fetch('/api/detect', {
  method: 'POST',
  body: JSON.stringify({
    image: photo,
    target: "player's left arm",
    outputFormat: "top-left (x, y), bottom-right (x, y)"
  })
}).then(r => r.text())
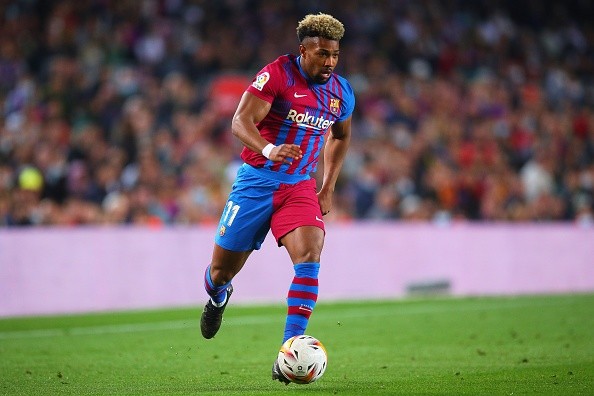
top-left (318, 116), bottom-right (352, 215)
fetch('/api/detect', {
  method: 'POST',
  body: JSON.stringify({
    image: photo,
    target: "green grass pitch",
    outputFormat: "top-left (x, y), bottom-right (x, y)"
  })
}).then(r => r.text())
top-left (1, 293), bottom-right (592, 395)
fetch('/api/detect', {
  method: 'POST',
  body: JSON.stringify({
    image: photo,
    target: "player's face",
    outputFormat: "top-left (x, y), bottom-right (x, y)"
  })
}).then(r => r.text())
top-left (299, 37), bottom-right (340, 84)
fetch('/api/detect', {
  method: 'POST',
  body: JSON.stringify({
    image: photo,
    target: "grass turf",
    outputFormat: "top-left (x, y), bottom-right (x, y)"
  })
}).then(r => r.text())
top-left (0, 293), bottom-right (592, 395)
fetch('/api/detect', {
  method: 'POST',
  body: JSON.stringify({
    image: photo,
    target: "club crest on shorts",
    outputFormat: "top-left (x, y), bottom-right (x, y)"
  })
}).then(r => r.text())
top-left (219, 225), bottom-right (226, 236)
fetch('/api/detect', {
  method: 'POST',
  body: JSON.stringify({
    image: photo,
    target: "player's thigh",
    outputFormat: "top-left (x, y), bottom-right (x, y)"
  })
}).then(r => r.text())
top-left (272, 178), bottom-right (326, 262)
top-left (281, 225), bottom-right (325, 264)
top-left (215, 175), bottom-right (277, 252)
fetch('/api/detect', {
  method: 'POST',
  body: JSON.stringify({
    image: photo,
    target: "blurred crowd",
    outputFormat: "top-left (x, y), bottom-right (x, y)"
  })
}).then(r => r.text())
top-left (1, 0), bottom-right (593, 227)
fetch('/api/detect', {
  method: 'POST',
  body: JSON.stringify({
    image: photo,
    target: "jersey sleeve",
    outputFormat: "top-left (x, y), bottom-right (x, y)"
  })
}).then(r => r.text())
top-left (337, 78), bottom-right (356, 122)
top-left (245, 61), bottom-right (284, 104)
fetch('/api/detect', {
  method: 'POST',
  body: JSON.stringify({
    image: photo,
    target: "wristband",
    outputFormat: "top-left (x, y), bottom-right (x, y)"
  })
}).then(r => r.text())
top-left (262, 143), bottom-right (276, 159)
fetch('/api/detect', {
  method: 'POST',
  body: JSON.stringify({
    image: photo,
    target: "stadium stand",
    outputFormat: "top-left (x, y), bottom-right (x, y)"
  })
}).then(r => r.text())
top-left (0, 0), bottom-right (593, 226)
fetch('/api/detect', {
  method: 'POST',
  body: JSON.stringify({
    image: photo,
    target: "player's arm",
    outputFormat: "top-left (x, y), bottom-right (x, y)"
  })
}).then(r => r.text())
top-left (232, 92), bottom-right (302, 164)
top-left (318, 116), bottom-right (352, 215)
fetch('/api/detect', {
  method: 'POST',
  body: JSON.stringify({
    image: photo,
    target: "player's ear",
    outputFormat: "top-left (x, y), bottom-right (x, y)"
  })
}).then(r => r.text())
top-left (299, 44), bottom-right (307, 57)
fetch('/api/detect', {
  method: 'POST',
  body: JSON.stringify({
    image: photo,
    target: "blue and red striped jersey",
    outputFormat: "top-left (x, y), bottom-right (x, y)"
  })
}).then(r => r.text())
top-left (242, 54), bottom-right (355, 175)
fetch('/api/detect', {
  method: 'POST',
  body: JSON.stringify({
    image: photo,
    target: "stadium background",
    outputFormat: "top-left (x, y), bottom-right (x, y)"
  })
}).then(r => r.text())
top-left (1, 0), bottom-right (593, 316)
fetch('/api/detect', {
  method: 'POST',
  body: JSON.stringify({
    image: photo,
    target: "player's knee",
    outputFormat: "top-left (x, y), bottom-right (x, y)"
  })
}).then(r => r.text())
top-left (288, 238), bottom-right (323, 263)
top-left (210, 267), bottom-right (234, 285)
top-left (292, 249), bottom-right (322, 264)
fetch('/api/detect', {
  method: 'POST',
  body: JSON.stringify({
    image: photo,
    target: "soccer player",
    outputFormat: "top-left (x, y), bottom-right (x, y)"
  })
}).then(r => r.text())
top-left (200, 13), bottom-right (355, 383)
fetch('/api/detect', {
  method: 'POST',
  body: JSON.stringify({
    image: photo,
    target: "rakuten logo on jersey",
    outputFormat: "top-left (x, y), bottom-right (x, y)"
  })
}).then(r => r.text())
top-left (286, 109), bottom-right (334, 131)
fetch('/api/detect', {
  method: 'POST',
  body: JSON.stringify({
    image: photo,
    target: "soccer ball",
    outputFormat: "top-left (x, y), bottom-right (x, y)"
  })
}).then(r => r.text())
top-left (276, 335), bottom-right (327, 384)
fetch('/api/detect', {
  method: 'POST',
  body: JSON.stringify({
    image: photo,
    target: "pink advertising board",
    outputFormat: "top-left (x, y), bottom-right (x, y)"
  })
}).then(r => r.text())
top-left (1, 223), bottom-right (593, 317)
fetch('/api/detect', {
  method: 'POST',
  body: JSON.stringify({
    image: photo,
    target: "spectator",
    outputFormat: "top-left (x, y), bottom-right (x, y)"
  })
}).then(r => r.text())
top-left (0, 0), bottom-right (593, 226)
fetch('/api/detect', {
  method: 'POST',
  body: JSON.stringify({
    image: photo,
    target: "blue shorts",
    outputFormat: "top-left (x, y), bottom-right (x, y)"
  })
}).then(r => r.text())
top-left (214, 164), bottom-right (325, 252)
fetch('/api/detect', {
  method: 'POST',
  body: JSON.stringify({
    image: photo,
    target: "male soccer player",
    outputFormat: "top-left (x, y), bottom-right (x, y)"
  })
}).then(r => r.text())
top-left (200, 13), bottom-right (355, 384)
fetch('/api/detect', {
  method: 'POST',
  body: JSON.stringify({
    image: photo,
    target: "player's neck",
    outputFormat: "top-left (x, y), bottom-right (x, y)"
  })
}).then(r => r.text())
top-left (297, 55), bottom-right (316, 84)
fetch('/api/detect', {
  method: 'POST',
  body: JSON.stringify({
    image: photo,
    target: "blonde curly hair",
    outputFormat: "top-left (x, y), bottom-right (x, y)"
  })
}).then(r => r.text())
top-left (296, 13), bottom-right (345, 42)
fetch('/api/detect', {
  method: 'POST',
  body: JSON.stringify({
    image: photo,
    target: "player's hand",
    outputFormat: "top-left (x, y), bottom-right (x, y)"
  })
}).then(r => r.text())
top-left (317, 189), bottom-right (333, 216)
top-left (269, 144), bottom-right (303, 164)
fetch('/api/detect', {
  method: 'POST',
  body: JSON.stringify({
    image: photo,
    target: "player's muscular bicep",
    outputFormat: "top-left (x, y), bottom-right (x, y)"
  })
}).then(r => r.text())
top-left (231, 92), bottom-right (273, 153)
top-left (330, 116), bottom-right (352, 140)
top-left (233, 92), bottom-right (271, 125)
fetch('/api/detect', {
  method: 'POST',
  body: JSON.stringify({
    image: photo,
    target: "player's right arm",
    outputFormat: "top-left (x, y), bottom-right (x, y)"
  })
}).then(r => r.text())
top-left (232, 92), bottom-right (302, 165)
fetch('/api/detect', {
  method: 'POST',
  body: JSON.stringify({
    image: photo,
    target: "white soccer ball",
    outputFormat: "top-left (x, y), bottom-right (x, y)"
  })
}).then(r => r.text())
top-left (276, 335), bottom-right (327, 384)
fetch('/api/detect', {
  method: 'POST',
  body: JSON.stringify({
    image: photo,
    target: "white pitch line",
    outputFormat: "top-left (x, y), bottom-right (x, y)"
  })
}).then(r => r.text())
top-left (0, 296), bottom-right (579, 340)
top-left (0, 315), bottom-right (279, 340)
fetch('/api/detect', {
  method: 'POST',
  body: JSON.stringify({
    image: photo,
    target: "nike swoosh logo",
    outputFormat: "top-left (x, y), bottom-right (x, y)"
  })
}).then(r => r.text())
top-left (294, 92), bottom-right (307, 98)
top-left (316, 216), bottom-right (324, 222)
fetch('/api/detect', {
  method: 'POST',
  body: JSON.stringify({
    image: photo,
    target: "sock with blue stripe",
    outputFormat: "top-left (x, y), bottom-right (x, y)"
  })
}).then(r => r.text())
top-left (203, 265), bottom-right (231, 307)
top-left (283, 262), bottom-right (320, 343)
